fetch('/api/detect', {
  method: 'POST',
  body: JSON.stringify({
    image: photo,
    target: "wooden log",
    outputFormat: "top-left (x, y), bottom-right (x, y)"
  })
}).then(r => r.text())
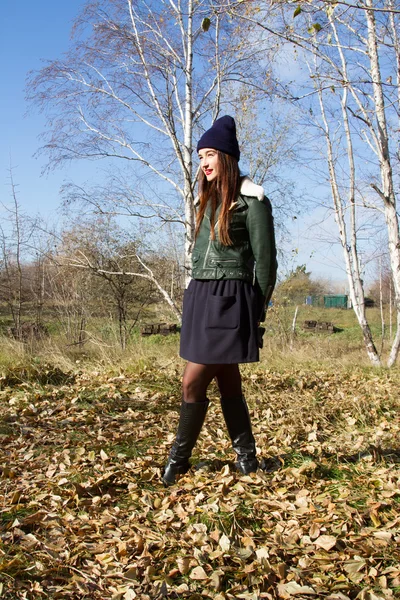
top-left (141, 323), bottom-right (177, 337)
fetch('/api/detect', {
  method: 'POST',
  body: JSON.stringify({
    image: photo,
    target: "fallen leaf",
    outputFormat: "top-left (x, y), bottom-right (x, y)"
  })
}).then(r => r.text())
top-left (100, 449), bottom-right (109, 461)
top-left (309, 523), bottom-right (320, 539)
top-left (278, 581), bottom-right (316, 596)
top-left (219, 534), bottom-right (230, 552)
top-left (343, 558), bottom-right (366, 575)
top-left (190, 566), bottom-right (208, 580)
top-left (177, 557), bottom-right (191, 575)
top-left (314, 535), bottom-right (337, 551)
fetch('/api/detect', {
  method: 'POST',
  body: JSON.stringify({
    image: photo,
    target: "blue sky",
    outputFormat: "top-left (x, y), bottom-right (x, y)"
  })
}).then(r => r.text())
top-left (1, 0), bottom-right (351, 285)
top-left (1, 0), bottom-right (89, 219)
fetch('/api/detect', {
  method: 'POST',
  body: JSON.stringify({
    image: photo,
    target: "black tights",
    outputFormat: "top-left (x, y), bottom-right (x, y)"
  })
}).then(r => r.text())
top-left (182, 361), bottom-right (242, 403)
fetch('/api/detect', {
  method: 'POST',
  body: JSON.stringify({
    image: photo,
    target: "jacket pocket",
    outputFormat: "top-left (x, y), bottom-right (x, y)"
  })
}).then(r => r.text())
top-left (208, 258), bottom-right (240, 267)
top-left (192, 253), bottom-right (200, 266)
top-left (206, 294), bottom-right (239, 329)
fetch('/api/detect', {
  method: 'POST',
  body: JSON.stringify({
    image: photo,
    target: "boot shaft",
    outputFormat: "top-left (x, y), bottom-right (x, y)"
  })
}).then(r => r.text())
top-left (162, 398), bottom-right (209, 485)
top-left (220, 395), bottom-right (258, 474)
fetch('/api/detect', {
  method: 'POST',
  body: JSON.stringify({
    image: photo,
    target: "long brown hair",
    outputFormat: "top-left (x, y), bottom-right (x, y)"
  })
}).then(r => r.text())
top-left (195, 151), bottom-right (241, 246)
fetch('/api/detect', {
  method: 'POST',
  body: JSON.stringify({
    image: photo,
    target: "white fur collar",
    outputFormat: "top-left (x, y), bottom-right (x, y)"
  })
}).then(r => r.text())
top-left (194, 176), bottom-right (264, 207)
top-left (240, 176), bottom-right (264, 201)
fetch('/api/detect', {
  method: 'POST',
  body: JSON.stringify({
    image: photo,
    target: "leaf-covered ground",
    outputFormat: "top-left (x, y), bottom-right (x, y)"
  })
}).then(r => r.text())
top-left (0, 363), bottom-right (399, 599)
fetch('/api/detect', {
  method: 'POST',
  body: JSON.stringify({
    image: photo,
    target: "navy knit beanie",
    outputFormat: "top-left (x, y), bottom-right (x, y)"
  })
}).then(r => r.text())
top-left (197, 115), bottom-right (240, 161)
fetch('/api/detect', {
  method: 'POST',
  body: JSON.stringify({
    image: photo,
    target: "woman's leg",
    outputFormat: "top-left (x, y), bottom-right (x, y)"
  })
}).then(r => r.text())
top-left (162, 362), bottom-right (221, 485)
top-left (216, 364), bottom-right (258, 474)
top-left (183, 361), bottom-right (222, 403)
top-left (215, 364), bottom-right (242, 398)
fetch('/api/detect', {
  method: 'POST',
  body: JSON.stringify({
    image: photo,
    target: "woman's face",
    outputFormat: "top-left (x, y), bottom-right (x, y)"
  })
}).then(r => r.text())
top-left (198, 148), bottom-right (219, 182)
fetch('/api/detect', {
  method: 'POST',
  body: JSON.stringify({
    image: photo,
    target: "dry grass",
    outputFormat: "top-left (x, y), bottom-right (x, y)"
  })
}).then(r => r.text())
top-left (0, 304), bottom-right (396, 373)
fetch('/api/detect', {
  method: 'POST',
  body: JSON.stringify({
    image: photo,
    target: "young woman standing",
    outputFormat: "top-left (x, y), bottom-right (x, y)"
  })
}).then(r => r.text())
top-left (162, 115), bottom-right (277, 486)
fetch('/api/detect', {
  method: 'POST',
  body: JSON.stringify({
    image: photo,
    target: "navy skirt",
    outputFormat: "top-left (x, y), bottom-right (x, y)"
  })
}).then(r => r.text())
top-left (179, 279), bottom-right (261, 364)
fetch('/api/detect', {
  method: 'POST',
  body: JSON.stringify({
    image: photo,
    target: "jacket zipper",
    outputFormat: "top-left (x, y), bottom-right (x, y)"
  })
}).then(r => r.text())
top-left (210, 259), bottom-right (238, 265)
top-left (202, 211), bottom-right (213, 269)
top-left (203, 238), bottom-right (212, 269)
top-left (202, 206), bottom-right (221, 269)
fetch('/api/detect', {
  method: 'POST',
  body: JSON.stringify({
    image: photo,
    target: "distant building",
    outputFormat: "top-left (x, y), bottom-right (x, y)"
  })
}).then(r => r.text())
top-left (323, 295), bottom-right (348, 309)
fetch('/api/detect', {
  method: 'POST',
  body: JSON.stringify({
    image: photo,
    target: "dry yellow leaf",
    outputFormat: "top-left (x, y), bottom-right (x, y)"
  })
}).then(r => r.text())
top-left (313, 535), bottom-right (337, 551)
top-left (100, 449), bottom-right (109, 461)
top-left (190, 566), bottom-right (208, 580)
top-left (177, 557), bottom-right (191, 574)
top-left (219, 534), bottom-right (230, 552)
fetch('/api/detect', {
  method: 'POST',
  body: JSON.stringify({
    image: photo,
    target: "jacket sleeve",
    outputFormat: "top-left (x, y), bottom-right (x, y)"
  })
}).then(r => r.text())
top-left (246, 196), bottom-right (277, 312)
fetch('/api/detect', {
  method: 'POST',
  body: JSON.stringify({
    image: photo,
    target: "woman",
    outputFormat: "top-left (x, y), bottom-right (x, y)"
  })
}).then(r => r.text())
top-left (162, 115), bottom-right (277, 486)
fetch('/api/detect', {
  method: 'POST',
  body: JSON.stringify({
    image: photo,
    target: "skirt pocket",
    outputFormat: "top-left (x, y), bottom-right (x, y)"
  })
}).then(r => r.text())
top-left (181, 287), bottom-right (194, 325)
top-left (206, 294), bottom-right (239, 329)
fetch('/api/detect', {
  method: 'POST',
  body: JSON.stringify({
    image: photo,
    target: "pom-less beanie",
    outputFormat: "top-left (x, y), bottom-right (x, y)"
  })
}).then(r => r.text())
top-left (197, 115), bottom-right (240, 161)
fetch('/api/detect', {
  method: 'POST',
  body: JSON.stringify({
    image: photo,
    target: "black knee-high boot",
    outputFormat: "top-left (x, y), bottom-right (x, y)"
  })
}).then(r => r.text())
top-left (220, 395), bottom-right (258, 474)
top-left (162, 399), bottom-right (209, 486)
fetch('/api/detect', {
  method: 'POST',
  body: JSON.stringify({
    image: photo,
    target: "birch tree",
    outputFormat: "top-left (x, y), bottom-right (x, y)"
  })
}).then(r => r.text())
top-left (29, 0), bottom-right (276, 299)
top-left (230, 0), bottom-right (400, 365)
top-left (315, 0), bottom-right (400, 366)
top-left (363, 0), bottom-right (400, 366)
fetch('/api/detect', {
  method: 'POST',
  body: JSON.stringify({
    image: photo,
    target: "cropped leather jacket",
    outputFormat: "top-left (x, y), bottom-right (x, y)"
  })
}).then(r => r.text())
top-left (191, 177), bottom-right (277, 304)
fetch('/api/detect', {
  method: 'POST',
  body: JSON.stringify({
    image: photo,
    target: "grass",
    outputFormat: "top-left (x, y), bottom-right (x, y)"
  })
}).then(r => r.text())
top-left (261, 305), bottom-right (396, 368)
top-left (0, 305), bottom-right (397, 376)
top-left (106, 439), bottom-right (156, 459)
top-left (0, 507), bottom-right (36, 525)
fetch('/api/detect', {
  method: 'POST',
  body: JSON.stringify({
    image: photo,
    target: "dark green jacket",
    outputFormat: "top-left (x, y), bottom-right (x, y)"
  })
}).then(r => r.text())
top-left (191, 177), bottom-right (277, 305)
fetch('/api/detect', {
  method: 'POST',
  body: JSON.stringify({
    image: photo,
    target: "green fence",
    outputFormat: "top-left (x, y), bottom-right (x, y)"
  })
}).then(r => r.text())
top-left (323, 295), bottom-right (348, 309)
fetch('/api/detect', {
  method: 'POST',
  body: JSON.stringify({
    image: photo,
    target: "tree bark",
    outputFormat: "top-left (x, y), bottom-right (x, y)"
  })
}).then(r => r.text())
top-left (316, 74), bottom-right (381, 366)
top-left (365, 0), bottom-right (400, 366)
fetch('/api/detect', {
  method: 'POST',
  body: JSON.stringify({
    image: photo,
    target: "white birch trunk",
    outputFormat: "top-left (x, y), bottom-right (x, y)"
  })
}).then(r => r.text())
top-left (379, 255), bottom-right (385, 356)
top-left (317, 79), bottom-right (381, 366)
top-left (365, 0), bottom-right (400, 366)
top-left (183, 0), bottom-right (195, 288)
top-left (390, 282), bottom-right (393, 340)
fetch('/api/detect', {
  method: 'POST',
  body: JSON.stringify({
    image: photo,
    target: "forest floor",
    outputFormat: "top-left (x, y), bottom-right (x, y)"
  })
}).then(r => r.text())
top-left (0, 359), bottom-right (400, 599)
